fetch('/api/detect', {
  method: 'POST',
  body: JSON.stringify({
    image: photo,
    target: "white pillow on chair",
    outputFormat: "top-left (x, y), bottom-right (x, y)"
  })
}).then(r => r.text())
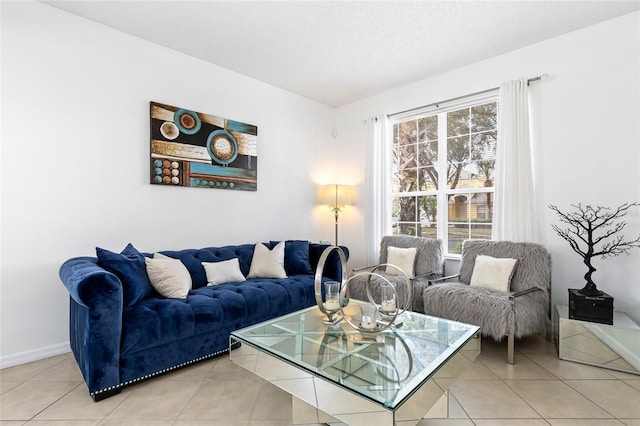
top-left (470, 255), bottom-right (518, 293)
top-left (386, 246), bottom-right (417, 278)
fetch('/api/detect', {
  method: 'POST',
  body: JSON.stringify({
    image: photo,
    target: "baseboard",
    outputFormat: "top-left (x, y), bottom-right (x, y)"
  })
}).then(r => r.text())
top-left (0, 342), bottom-right (71, 369)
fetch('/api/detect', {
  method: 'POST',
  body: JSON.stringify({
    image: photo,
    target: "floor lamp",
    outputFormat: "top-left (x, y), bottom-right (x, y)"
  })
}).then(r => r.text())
top-left (321, 184), bottom-right (352, 246)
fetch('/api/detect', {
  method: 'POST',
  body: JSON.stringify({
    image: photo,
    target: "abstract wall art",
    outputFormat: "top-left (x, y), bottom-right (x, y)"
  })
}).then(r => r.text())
top-left (150, 102), bottom-right (257, 191)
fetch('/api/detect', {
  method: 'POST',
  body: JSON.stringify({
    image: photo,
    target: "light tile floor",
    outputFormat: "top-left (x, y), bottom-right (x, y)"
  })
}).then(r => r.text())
top-left (1, 336), bottom-right (639, 425)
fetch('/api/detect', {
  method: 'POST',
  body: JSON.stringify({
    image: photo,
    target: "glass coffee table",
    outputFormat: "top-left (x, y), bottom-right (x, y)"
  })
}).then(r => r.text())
top-left (230, 301), bottom-right (480, 426)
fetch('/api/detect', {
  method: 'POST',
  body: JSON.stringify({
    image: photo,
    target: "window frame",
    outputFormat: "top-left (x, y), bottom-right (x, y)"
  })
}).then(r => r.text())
top-left (388, 91), bottom-right (499, 257)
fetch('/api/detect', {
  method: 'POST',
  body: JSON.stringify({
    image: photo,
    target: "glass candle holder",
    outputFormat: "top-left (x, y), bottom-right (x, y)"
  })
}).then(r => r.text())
top-left (380, 283), bottom-right (397, 314)
top-left (324, 281), bottom-right (340, 312)
top-left (360, 303), bottom-right (378, 330)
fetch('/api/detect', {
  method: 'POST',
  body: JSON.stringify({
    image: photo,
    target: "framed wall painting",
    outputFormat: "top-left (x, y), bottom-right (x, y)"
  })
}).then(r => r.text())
top-left (150, 102), bottom-right (257, 191)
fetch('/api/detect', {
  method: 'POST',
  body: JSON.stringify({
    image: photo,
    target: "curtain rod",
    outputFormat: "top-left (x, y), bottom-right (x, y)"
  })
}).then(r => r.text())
top-left (387, 73), bottom-right (548, 119)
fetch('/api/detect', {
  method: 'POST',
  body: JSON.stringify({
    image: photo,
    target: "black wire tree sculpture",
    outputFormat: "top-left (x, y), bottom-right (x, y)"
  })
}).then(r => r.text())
top-left (549, 202), bottom-right (640, 296)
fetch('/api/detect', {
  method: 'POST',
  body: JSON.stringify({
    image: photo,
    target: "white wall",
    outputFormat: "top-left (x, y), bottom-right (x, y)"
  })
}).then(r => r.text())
top-left (2, 3), bottom-right (639, 367)
top-left (335, 12), bottom-right (640, 323)
top-left (0, 2), bottom-right (337, 366)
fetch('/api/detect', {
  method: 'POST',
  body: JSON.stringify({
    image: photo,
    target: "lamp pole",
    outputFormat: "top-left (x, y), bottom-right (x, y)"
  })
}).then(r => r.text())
top-left (322, 183), bottom-right (351, 247)
top-left (333, 207), bottom-right (340, 246)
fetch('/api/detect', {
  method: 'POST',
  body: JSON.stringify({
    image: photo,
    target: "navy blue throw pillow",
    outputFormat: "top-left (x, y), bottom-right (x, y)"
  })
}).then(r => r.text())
top-left (96, 243), bottom-right (154, 308)
top-left (273, 240), bottom-right (313, 275)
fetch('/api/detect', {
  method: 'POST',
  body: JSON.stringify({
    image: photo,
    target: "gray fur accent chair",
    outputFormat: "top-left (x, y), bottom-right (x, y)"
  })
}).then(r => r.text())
top-left (348, 235), bottom-right (444, 313)
top-left (423, 240), bottom-right (551, 364)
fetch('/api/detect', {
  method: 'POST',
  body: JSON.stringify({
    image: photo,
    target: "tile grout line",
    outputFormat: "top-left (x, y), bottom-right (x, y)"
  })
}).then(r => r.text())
top-left (508, 347), bottom-right (632, 423)
top-left (246, 378), bottom-right (270, 426)
top-left (25, 381), bottom-right (83, 423)
top-left (477, 352), bottom-right (550, 422)
top-left (561, 377), bottom-right (631, 421)
top-left (520, 352), bottom-right (566, 381)
top-left (446, 389), bottom-right (475, 423)
top-left (514, 351), bottom-right (610, 423)
top-left (168, 376), bottom-right (208, 425)
top-left (170, 357), bottom-right (224, 425)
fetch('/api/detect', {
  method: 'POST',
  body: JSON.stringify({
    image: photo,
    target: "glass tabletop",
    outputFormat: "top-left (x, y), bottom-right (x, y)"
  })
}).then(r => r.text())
top-left (231, 300), bottom-right (480, 409)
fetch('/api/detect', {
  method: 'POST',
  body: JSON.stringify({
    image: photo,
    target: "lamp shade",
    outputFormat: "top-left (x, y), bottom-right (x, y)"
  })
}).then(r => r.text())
top-left (321, 184), bottom-right (352, 207)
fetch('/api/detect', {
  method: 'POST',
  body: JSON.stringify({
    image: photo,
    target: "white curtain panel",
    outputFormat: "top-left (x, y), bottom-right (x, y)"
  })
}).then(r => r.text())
top-left (492, 78), bottom-right (538, 242)
top-left (365, 115), bottom-right (391, 265)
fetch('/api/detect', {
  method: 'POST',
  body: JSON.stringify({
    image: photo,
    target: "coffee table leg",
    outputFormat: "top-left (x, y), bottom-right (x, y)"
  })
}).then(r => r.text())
top-left (292, 396), bottom-right (344, 425)
top-left (422, 390), bottom-right (449, 419)
top-left (292, 396), bottom-right (319, 424)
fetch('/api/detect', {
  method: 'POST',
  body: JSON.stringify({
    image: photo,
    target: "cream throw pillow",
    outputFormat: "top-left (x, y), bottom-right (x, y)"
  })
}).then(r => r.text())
top-left (386, 246), bottom-right (417, 278)
top-left (247, 242), bottom-right (287, 279)
top-left (202, 258), bottom-right (246, 286)
top-left (145, 254), bottom-right (192, 299)
top-left (470, 255), bottom-right (518, 293)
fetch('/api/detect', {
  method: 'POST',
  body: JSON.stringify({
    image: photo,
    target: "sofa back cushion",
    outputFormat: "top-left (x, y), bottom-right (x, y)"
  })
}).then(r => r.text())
top-left (379, 236), bottom-right (444, 277)
top-left (271, 240), bottom-right (313, 275)
top-left (158, 245), bottom-right (254, 289)
top-left (203, 258), bottom-right (247, 286)
top-left (96, 243), bottom-right (155, 308)
top-left (145, 255), bottom-right (192, 299)
top-left (459, 240), bottom-right (551, 294)
top-left (247, 242), bottom-right (287, 279)
top-left (143, 241), bottom-right (320, 293)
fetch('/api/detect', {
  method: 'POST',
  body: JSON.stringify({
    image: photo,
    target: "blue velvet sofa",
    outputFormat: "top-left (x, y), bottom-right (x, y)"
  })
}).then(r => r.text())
top-left (59, 240), bottom-right (347, 401)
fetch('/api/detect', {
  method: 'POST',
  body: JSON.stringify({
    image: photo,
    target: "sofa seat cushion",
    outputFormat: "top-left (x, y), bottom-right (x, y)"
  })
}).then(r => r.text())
top-left (423, 282), bottom-right (513, 341)
top-left (422, 282), bottom-right (547, 341)
top-left (121, 275), bottom-right (315, 355)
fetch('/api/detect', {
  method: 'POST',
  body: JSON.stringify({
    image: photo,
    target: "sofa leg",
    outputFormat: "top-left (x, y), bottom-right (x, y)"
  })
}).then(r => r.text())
top-left (91, 387), bottom-right (121, 402)
top-left (507, 332), bottom-right (515, 365)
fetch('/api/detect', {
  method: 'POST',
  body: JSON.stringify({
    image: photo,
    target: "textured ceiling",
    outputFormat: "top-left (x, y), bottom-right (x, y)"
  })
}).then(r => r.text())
top-left (45, 1), bottom-right (640, 107)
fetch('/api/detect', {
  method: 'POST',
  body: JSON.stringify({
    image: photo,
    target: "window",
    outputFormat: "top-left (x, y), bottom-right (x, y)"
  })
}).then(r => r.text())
top-left (390, 97), bottom-right (498, 255)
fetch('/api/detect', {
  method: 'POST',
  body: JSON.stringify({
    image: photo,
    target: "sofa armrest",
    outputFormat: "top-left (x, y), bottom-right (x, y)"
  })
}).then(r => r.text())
top-left (309, 244), bottom-right (349, 281)
top-left (60, 257), bottom-right (122, 308)
top-left (59, 257), bottom-right (123, 399)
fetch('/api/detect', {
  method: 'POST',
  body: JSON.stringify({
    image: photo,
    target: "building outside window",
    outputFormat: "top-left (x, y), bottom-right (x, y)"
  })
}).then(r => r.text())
top-left (390, 97), bottom-right (498, 255)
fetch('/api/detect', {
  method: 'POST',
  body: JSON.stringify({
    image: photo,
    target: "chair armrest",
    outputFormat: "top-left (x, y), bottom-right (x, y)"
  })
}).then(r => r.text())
top-left (508, 286), bottom-right (543, 301)
top-left (428, 274), bottom-right (460, 285)
top-left (352, 264), bottom-right (381, 273)
top-left (352, 263), bottom-right (403, 275)
top-left (351, 266), bottom-right (436, 281)
top-left (413, 271), bottom-right (437, 280)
